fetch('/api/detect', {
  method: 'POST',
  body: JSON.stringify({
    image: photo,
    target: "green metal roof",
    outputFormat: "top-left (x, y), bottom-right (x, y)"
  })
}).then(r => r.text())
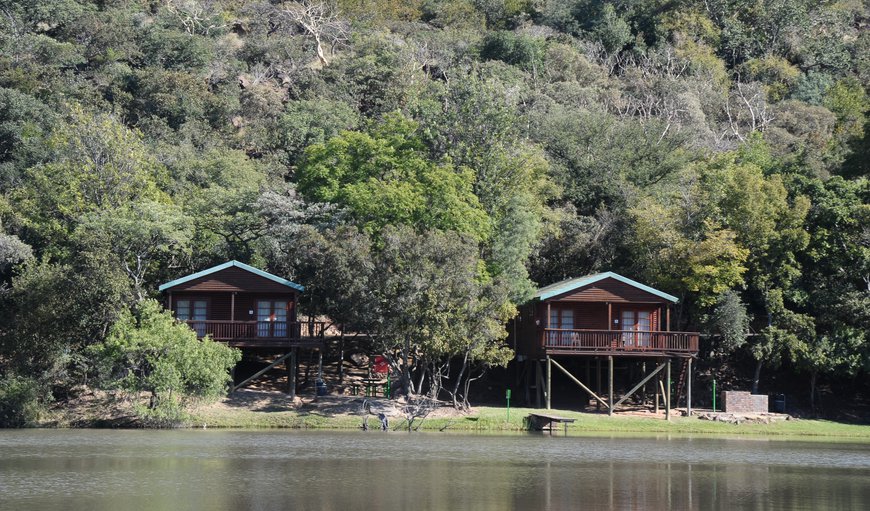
top-left (533, 272), bottom-right (678, 303)
top-left (158, 260), bottom-right (304, 292)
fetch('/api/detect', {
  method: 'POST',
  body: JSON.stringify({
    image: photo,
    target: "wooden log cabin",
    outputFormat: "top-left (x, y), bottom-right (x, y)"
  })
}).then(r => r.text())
top-left (159, 260), bottom-right (325, 346)
top-left (159, 260), bottom-right (325, 396)
top-left (511, 272), bottom-right (700, 419)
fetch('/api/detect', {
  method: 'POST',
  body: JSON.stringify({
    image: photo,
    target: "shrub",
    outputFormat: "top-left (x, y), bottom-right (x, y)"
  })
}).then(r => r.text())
top-left (0, 375), bottom-right (48, 428)
top-left (90, 300), bottom-right (241, 425)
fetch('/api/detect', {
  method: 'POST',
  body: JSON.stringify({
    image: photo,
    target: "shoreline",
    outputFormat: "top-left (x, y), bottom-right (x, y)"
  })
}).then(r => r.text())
top-left (187, 406), bottom-right (870, 441)
top-left (41, 391), bottom-right (870, 441)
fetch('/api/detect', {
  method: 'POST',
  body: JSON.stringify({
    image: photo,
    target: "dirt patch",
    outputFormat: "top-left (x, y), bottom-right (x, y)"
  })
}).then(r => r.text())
top-left (197, 390), bottom-right (472, 420)
top-left (45, 387), bottom-right (140, 427)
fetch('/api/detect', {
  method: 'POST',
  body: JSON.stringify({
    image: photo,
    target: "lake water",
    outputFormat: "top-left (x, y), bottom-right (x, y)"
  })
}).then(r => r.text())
top-left (1, 430), bottom-right (869, 510)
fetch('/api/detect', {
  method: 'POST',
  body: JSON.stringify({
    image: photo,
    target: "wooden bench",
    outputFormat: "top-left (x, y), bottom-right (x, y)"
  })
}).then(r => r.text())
top-left (527, 413), bottom-right (576, 435)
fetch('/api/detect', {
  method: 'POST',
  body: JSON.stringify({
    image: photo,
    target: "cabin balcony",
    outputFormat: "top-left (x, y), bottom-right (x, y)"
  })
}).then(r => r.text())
top-left (183, 320), bottom-right (326, 348)
top-left (542, 329), bottom-right (699, 356)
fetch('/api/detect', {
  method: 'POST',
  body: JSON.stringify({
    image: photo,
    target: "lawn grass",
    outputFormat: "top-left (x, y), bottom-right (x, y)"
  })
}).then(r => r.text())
top-left (187, 404), bottom-right (870, 440)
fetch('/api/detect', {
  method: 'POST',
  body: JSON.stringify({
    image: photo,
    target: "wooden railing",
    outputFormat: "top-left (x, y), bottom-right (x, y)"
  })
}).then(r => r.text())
top-left (183, 320), bottom-right (326, 341)
top-left (542, 329), bottom-right (699, 353)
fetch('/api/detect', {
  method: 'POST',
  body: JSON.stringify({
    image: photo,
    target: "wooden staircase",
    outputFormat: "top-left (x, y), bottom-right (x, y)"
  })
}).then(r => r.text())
top-left (673, 358), bottom-right (690, 407)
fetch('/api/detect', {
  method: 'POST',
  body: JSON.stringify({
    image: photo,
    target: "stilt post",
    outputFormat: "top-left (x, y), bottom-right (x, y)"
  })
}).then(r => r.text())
top-left (665, 358), bottom-right (671, 421)
top-left (686, 358), bottom-right (693, 417)
top-left (317, 348), bottom-right (323, 381)
top-left (546, 356), bottom-right (552, 410)
top-left (608, 355), bottom-right (614, 416)
top-left (535, 360), bottom-right (542, 409)
top-left (289, 347), bottom-right (298, 399)
top-left (596, 357), bottom-right (602, 411)
top-left (641, 361), bottom-right (647, 403)
top-left (338, 330), bottom-right (345, 383)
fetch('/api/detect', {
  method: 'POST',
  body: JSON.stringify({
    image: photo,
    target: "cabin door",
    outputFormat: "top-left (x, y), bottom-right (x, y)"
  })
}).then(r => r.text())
top-left (257, 301), bottom-right (288, 337)
top-left (620, 310), bottom-right (651, 347)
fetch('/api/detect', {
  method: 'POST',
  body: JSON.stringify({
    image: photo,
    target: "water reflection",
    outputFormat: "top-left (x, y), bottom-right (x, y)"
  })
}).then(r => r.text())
top-left (0, 430), bottom-right (868, 510)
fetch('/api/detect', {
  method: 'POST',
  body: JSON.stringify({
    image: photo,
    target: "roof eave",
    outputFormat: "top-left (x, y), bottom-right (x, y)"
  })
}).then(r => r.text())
top-left (534, 272), bottom-right (678, 303)
top-left (158, 260), bottom-right (305, 293)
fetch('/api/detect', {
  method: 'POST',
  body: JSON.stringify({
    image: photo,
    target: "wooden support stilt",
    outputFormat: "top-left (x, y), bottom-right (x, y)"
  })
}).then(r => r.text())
top-left (608, 355), bottom-right (614, 416)
top-left (338, 331), bottom-right (345, 383)
top-left (546, 356), bottom-right (552, 410)
top-left (289, 348), bottom-right (298, 399)
top-left (317, 348), bottom-right (323, 381)
top-left (535, 360), bottom-right (542, 409)
top-left (233, 352), bottom-right (293, 392)
top-left (596, 357), bottom-right (602, 411)
top-left (550, 358), bottom-right (609, 408)
top-left (524, 359), bottom-right (531, 406)
top-left (665, 358), bottom-right (672, 421)
top-left (612, 361), bottom-right (667, 409)
top-left (585, 358), bottom-right (591, 394)
top-left (687, 358), bottom-right (693, 417)
top-left (641, 361), bottom-right (647, 403)
top-left (654, 370), bottom-right (660, 414)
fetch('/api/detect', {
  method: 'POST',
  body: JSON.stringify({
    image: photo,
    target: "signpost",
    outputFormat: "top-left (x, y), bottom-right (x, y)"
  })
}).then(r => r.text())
top-left (506, 388), bottom-right (511, 422)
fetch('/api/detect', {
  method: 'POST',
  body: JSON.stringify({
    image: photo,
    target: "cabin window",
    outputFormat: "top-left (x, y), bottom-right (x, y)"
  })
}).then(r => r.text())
top-left (176, 299), bottom-right (207, 336)
top-left (548, 307), bottom-right (574, 329)
top-left (257, 301), bottom-right (288, 337)
top-left (547, 306), bottom-right (575, 346)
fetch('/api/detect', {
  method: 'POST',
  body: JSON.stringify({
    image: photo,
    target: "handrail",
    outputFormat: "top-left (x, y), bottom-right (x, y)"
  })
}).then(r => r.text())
top-left (542, 328), bottom-right (699, 353)
top-left (182, 320), bottom-right (326, 341)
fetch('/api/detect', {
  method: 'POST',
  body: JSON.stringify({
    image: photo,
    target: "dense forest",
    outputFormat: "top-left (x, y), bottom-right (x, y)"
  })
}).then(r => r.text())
top-left (0, 0), bottom-right (867, 424)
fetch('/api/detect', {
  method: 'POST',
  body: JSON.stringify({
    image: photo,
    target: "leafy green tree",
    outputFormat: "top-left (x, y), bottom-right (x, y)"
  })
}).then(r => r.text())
top-left (297, 113), bottom-right (491, 240)
top-left (90, 299), bottom-right (240, 424)
top-left (0, 375), bottom-right (49, 427)
top-left (277, 99), bottom-right (359, 165)
top-left (709, 290), bottom-right (751, 355)
top-left (0, 87), bottom-right (55, 187)
top-left (480, 31), bottom-right (545, 74)
top-left (0, 256), bottom-right (131, 379)
top-left (74, 200), bottom-right (193, 301)
top-left (171, 148), bottom-right (269, 263)
top-left (531, 106), bottom-right (691, 216)
top-left (13, 105), bottom-right (168, 255)
top-left (413, 73), bottom-right (555, 300)
top-left (284, 225), bottom-right (513, 405)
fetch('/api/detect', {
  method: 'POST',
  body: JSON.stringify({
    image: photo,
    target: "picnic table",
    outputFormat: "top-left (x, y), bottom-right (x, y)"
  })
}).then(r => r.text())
top-left (351, 378), bottom-right (390, 397)
top-left (527, 413), bottom-right (576, 435)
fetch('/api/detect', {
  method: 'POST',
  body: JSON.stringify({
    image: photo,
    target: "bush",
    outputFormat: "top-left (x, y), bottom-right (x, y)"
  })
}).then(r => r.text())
top-left (90, 300), bottom-right (241, 425)
top-left (0, 375), bottom-right (48, 428)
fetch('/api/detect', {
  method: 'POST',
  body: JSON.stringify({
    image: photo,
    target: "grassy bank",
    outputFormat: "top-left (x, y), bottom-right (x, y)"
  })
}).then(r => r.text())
top-left (186, 402), bottom-right (870, 440)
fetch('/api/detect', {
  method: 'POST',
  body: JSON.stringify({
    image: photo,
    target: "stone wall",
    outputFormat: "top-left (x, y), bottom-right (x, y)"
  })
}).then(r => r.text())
top-left (722, 391), bottom-right (768, 413)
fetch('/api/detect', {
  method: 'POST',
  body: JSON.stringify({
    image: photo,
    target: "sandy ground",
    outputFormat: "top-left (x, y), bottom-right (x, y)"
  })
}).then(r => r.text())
top-left (198, 389), bottom-right (473, 419)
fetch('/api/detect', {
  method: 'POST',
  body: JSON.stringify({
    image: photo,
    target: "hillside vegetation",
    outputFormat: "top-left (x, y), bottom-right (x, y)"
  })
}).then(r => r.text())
top-left (0, 0), bottom-right (867, 424)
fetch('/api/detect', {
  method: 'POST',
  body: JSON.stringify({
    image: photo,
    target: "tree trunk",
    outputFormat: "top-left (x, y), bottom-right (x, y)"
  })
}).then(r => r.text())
top-left (810, 370), bottom-right (818, 416)
top-left (416, 362), bottom-right (427, 397)
top-left (451, 352), bottom-right (470, 409)
top-left (751, 359), bottom-right (763, 394)
top-left (314, 36), bottom-right (328, 66)
top-left (402, 338), bottom-right (411, 396)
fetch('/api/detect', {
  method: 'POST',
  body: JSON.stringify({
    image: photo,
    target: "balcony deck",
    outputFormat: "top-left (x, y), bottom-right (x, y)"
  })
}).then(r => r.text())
top-left (543, 328), bottom-right (699, 357)
top-left (184, 320), bottom-right (326, 348)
